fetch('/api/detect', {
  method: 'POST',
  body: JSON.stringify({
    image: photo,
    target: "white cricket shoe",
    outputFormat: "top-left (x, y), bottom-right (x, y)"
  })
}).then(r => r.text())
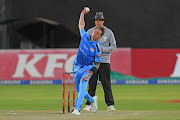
top-left (83, 105), bottom-right (92, 111)
top-left (91, 96), bottom-right (98, 113)
top-left (107, 105), bottom-right (116, 111)
top-left (72, 107), bottom-right (81, 115)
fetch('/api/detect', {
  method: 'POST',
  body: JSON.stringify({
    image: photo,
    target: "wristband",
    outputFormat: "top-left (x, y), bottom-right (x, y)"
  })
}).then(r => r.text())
top-left (90, 67), bottom-right (98, 74)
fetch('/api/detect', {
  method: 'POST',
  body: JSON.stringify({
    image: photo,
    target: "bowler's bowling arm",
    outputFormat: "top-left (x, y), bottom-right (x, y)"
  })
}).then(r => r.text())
top-left (78, 9), bottom-right (90, 32)
top-left (78, 11), bottom-right (85, 31)
top-left (83, 62), bottom-right (100, 81)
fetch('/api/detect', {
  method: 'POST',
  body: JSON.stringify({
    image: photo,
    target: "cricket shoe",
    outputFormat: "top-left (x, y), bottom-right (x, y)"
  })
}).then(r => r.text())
top-left (72, 107), bottom-right (81, 115)
top-left (83, 105), bottom-right (92, 111)
top-left (107, 105), bottom-right (116, 111)
top-left (91, 96), bottom-right (98, 113)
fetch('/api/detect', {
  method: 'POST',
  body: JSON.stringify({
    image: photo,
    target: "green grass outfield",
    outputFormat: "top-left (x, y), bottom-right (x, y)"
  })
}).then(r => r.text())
top-left (0, 85), bottom-right (180, 120)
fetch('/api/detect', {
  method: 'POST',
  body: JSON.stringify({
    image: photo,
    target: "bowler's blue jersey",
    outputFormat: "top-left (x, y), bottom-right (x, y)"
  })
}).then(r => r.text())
top-left (74, 29), bottom-right (102, 66)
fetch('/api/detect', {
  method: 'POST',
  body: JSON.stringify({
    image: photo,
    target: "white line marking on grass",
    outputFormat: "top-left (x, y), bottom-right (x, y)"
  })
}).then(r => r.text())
top-left (133, 112), bottom-right (144, 115)
top-left (11, 113), bottom-right (18, 115)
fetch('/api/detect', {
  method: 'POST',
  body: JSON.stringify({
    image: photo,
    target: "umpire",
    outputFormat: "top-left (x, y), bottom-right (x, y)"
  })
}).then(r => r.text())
top-left (83, 12), bottom-right (117, 111)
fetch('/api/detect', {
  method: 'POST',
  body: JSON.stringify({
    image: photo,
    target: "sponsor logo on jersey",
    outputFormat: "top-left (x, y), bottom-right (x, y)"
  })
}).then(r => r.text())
top-left (84, 45), bottom-right (89, 50)
top-left (80, 48), bottom-right (88, 56)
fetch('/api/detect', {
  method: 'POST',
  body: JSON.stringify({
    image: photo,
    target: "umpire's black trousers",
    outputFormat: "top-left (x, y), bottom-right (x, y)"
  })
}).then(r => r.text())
top-left (86, 63), bottom-right (114, 106)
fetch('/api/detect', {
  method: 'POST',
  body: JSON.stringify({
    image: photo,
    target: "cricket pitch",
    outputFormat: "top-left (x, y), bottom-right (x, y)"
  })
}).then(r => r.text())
top-left (1, 110), bottom-right (180, 120)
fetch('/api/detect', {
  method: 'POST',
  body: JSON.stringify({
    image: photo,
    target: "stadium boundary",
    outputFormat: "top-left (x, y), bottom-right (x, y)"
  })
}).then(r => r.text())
top-left (0, 79), bottom-right (180, 85)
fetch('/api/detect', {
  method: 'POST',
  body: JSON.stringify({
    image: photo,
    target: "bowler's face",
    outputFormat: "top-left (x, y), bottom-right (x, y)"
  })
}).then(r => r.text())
top-left (95, 20), bottom-right (104, 27)
top-left (92, 28), bottom-right (102, 41)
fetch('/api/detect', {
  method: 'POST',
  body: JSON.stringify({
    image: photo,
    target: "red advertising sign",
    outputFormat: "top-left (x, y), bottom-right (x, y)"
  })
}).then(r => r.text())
top-left (0, 49), bottom-right (77, 80)
top-left (0, 48), bottom-right (130, 80)
top-left (111, 48), bottom-right (131, 75)
top-left (131, 49), bottom-right (180, 78)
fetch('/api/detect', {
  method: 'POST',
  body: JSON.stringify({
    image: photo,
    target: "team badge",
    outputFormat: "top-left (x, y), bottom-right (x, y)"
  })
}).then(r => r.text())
top-left (90, 48), bottom-right (94, 52)
top-left (103, 36), bottom-right (107, 41)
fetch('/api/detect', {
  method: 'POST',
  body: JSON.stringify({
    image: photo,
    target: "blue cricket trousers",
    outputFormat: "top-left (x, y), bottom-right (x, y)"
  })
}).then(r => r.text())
top-left (73, 65), bottom-right (94, 112)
